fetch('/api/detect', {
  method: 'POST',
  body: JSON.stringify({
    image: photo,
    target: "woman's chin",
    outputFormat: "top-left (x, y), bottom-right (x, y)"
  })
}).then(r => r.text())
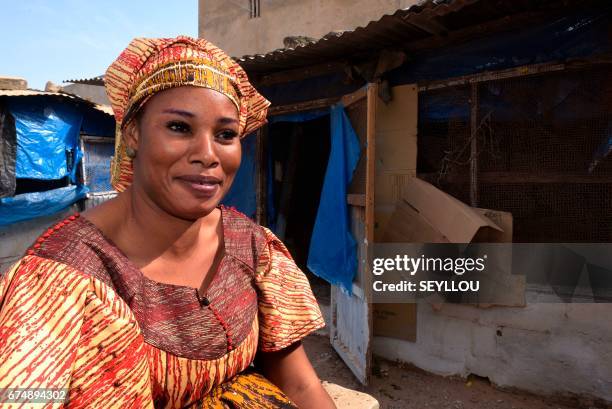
top-left (171, 200), bottom-right (220, 220)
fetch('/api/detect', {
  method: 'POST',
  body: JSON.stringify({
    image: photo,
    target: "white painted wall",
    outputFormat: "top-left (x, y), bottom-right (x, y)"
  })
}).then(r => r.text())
top-left (373, 302), bottom-right (612, 402)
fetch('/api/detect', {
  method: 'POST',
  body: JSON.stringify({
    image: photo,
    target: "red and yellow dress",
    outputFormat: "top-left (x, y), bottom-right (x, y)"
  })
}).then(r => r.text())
top-left (0, 207), bottom-right (324, 408)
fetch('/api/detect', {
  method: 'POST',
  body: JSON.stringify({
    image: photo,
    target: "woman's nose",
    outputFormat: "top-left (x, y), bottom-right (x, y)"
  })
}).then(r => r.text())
top-left (189, 133), bottom-right (219, 168)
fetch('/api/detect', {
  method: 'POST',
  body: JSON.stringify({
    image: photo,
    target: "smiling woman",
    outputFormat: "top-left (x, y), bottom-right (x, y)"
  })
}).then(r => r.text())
top-left (0, 36), bottom-right (336, 409)
top-left (125, 86), bottom-right (242, 220)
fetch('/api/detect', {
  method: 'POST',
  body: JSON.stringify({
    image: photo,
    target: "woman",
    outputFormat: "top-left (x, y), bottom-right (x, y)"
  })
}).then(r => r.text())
top-left (0, 36), bottom-right (336, 408)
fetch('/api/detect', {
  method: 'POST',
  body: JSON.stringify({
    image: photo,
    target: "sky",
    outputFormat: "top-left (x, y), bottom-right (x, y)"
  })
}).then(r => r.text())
top-left (0, 0), bottom-right (198, 90)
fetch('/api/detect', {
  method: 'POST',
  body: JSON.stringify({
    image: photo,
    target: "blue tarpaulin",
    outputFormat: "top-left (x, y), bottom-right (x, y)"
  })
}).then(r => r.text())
top-left (387, 11), bottom-right (610, 86)
top-left (222, 132), bottom-right (257, 218)
top-left (0, 185), bottom-right (88, 226)
top-left (8, 98), bottom-right (83, 181)
top-left (307, 104), bottom-right (361, 293)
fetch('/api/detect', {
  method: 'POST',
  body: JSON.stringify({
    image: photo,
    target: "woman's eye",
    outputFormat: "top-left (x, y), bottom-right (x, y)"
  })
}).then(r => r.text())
top-left (167, 121), bottom-right (191, 133)
top-left (218, 130), bottom-right (239, 141)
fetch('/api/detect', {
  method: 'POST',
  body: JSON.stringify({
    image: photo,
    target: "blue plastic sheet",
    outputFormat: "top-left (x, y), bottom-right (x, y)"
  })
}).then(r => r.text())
top-left (8, 99), bottom-right (83, 180)
top-left (81, 109), bottom-right (116, 137)
top-left (222, 132), bottom-right (257, 218)
top-left (307, 104), bottom-right (360, 292)
top-left (388, 11), bottom-right (610, 86)
top-left (0, 185), bottom-right (88, 226)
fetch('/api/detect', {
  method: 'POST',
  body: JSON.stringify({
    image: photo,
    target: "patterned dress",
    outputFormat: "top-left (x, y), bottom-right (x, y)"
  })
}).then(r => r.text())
top-left (0, 207), bottom-right (324, 408)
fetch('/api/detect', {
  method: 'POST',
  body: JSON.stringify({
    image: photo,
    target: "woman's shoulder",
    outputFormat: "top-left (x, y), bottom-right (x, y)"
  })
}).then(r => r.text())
top-left (220, 206), bottom-right (271, 267)
top-left (23, 213), bottom-right (116, 286)
top-left (221, 206), bottom-right (267, 240)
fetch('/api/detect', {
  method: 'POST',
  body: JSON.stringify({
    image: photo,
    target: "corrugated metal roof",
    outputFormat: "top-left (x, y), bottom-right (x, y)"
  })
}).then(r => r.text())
top-left (63, 75), bottom-right (105, 86)
top-left (235, 0), bottom-right (573, 74)
top-left (0, 89), bottom-right (114, 116)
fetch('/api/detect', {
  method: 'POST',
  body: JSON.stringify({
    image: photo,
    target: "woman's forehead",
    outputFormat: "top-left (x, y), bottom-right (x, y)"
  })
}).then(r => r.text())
top-left (144, 86), bottom-right (240, 119)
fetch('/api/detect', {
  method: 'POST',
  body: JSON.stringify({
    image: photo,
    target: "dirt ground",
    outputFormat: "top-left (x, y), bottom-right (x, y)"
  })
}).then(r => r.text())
top-left (303, 333), bottom-right (604, 409)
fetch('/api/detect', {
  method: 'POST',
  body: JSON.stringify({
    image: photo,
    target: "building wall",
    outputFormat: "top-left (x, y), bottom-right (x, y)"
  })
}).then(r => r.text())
top-left (62, 84), bottom-right (109, 105)
top-left (373, 303), bottom-right (612, 403)
top-left (0, 208), bottom-right (77, 274)
top-left (199, 0), bottom-right (421, 57)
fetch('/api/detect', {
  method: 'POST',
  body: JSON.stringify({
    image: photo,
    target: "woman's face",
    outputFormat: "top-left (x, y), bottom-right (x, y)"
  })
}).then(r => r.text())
top-left (125, 86), bottom-right (241, 220)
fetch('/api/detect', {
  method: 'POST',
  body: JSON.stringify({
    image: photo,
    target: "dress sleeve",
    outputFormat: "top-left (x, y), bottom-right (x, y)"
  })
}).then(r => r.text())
top-left (255, 227), bottom-right (325, 352)
top-left (0, 255), bottom-right (88, 405)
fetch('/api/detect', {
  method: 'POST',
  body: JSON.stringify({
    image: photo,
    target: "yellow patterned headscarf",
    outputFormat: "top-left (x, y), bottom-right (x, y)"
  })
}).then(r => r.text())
top-left (105, 36), bottom-right (270, 192)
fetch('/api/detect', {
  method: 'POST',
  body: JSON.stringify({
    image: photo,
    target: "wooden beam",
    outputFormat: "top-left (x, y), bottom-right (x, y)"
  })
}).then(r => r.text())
top-left (255, 61), bottom-right (348, 87)
top-left (405, 14), bottom-right (448, 36)
top-left (404, 8), bottom-right (568, 54)
top-left (418, 54), bottom-right (612, 92)
top-left (469, 84), bottom-right (479, 207)
top-left (341, 86), bottom-right (367, 108)
top-left (365, 83), bottom-right (377, 244)
top-left (268, 97), bottom-right (339, 116)
top-left (419, 61), bottom-right (567, 91)
top-left (347, 193), bottom-right (366, 207)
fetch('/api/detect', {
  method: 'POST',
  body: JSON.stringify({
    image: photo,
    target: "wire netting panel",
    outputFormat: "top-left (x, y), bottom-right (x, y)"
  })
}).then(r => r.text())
top-left (83, 139), bottom-right (114, 193)
top-left (418, 67), bottom-right (612, 242)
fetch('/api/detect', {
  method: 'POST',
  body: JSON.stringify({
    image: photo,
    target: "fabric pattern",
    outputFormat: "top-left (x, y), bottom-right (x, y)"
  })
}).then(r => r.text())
top-left (104, 36), bottom-right (271, 192)
top-left (0, 207), bottom-right (323, 408)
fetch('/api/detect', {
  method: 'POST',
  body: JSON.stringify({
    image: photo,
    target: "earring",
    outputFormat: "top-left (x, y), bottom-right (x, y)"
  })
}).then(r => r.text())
top-left (125, 146), bottom-right (137, 159)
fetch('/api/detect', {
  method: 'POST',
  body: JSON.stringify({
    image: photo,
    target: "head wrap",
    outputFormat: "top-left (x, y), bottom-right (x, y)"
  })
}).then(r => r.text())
top-left (105, 36), bottom-right (270, 192)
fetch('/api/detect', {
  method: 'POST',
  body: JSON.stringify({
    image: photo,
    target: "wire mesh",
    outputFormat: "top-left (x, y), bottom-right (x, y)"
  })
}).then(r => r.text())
top-left (82, 138), bottom-right (115, 193)
top-left (417, 67), bottom-right (612, 242)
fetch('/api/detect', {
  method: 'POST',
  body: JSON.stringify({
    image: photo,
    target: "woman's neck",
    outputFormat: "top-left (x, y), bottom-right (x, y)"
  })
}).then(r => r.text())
top-left (89, 186), bottom-right (221, 266)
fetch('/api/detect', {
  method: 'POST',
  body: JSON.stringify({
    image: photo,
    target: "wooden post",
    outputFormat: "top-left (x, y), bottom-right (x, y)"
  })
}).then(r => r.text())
top-left (470, 83), bottom-right (479, 207)
top-left (365, 83), bottom-right (377, 244)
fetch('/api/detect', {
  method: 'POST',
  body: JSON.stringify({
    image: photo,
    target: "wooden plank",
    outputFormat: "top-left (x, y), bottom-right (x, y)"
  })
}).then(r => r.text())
top-left (365, 83), bottom-right (377, 243)
top-left (256, 61), bottom-right (347, 87)
top-left (347, 193), bottom-right (365, 207)
top-left (341, 86), bottom-right (367, 108)
top-left (469, 84), bottom-right (479, 207)
top-left (268, 97), bottom-right (339, 116)
top-left (419, 61), bottom-right (567, 92)
top-left (418, 55), bottom-right (612, 92)
top-left (330, 84), bottom-right (376, 387)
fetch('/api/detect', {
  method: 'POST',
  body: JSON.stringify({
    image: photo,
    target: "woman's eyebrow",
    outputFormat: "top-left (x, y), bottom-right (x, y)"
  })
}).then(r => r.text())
top-left (162, 108), bottom-right (195, 117)
top-left (218, 117), bottom-right (239, 125)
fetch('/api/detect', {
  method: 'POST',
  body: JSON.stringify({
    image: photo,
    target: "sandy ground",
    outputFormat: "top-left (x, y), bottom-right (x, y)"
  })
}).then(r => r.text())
top-left (303, 333), bottom-right (606, 409)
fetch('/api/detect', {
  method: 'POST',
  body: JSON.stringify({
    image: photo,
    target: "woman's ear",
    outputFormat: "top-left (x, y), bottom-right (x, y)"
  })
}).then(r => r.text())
top-left (123, 119), bottom-right (140, 154)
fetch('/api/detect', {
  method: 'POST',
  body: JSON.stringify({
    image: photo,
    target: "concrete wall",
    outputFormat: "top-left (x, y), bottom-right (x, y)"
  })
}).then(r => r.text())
top-left (62, 84), bottom-right (109, 105)
top-left (199, 0), bottom-right (421, 57)
top-left (373, 302), bottom-right (612, 403)
top-left (0, 207), bottom-right (77, 274)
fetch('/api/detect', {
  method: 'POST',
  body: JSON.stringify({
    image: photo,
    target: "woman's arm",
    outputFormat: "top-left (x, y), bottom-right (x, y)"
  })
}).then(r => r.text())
top-left (257, 341), bottom-right (336, 409)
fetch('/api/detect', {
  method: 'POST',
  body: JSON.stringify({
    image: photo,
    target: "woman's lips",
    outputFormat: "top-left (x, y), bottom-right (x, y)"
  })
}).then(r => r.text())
top-left (176, 175), bottom-right (221, 197)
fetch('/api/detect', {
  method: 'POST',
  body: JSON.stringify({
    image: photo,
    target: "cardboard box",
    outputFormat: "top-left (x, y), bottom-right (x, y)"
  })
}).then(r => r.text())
top-left (374, 178), bottom-right (524, 342)
top-left (373, 303), bottom-right (417, 342)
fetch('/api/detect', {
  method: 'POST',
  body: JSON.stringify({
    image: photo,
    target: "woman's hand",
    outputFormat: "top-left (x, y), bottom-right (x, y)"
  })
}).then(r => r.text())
top-left (256, 341), bottom-right (337, 409)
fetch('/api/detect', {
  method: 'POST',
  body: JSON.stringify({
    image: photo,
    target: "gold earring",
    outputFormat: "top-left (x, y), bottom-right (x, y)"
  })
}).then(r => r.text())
top-left (125, 146), bottom-right (137, 159)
